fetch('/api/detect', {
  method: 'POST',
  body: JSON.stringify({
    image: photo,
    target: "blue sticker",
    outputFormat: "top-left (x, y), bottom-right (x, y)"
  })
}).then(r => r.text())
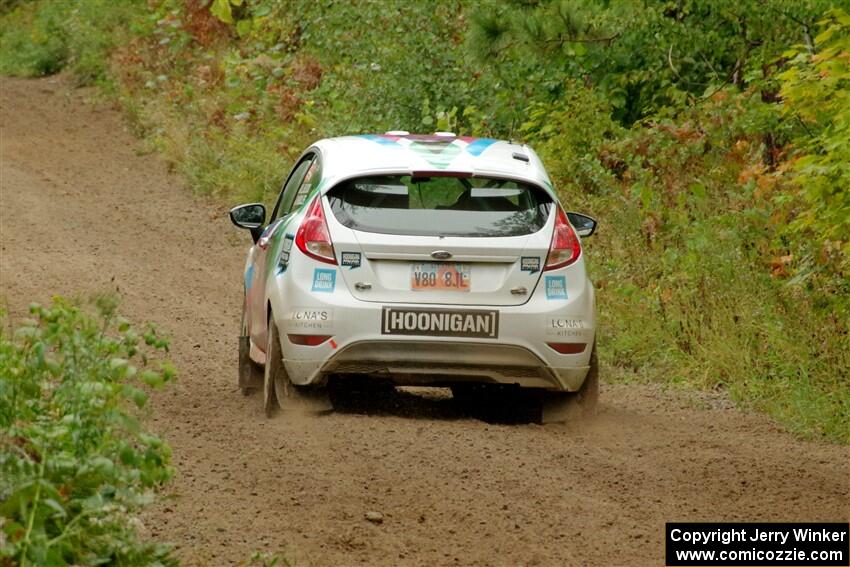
top-left (311, 269), bottom-right (336, 293)
top-left (465, 138), bottom-right (497, 156)
top-left (358, 134), bottom-right (403, 147)
top-left (545, 276), bottom-right (568, 300)
top-left (340, 251), bottom-right (361, 270)
top-left (521, 256), bottom-right (540, 274)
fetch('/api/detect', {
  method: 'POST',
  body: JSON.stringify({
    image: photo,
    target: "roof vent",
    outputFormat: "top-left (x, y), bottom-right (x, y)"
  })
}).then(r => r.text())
top-left (434, 131), bottom-right (456, 137)
top-left (512, 152), bottom-right (530, 162)
top-left (385, 130), bottom-right (409, 136)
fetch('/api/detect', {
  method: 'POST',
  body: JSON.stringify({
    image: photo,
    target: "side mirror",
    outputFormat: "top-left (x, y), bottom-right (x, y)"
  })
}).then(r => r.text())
top-left (566, 212), bottom-right (597, 237)
top-left (229, 203), bottom-right (266, 243)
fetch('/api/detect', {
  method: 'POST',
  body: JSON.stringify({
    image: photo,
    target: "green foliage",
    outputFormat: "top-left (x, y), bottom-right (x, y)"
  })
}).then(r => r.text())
top-left (778, 9), bottom-right (850, 300)
top-left (590, 91), bottom-right (849, 441)
top-left (0, 0), bottom-right (144, 83)
top-left (246, 550), bottom-right (294, 567)
top-left (118, 0), bottom-right (495, 205)
top-left (520, 81), bottom-right (623, 194)
top-left (469, 0), bottom-right (834, 125)
top-left (245, 0), bottom-right (488, 134)
top-left (0, 0), bottom-right (31, 16)
top-left (0, 2), bottom-right (67, 76)
top-left (179, 125), bottom-right (289, 205)
top-left (0, 297), bottom-right (177, 565)
top-left (210, 0), bottom-right (243, 25)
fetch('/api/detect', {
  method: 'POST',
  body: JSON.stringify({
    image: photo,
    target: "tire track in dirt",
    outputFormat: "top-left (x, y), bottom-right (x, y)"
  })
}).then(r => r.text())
top-left (1, 76), bottom-right (848, 567)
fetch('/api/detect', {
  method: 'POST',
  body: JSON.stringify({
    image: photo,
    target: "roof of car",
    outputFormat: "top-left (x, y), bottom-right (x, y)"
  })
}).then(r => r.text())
top-left (312, 133), bottom-right (554, 193)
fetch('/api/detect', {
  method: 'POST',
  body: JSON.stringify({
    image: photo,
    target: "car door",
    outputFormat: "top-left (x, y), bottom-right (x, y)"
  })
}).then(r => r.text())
top-left (248, 152), bottom-right (318, 350)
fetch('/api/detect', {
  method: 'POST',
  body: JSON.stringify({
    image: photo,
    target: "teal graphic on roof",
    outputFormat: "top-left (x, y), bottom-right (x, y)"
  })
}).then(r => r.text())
top-left (358, 134), bottom-right (497, 169)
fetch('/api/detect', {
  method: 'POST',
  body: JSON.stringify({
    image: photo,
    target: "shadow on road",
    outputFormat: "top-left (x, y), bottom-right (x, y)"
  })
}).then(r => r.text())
top-left (327, 380), bottom-right (547, 425)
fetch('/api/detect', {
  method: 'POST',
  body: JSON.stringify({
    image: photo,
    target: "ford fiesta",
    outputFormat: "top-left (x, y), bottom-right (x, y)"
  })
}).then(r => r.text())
top-left (229, 132), bottom-right (598, 421)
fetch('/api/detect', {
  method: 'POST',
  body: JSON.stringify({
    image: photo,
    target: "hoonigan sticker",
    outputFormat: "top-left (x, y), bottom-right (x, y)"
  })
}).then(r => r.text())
top-left (381, 307), bottom-right (498, 339)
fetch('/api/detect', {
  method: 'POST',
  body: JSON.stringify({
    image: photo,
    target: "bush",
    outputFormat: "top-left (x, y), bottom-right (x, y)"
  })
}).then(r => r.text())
top-left (589, 89), bottom-right (850, 442)
top-left (0, 0), bottom-right (144, 83)
top-left (0, 297), bottom-right (177, 566)
top-left (520, 80), bottom-right (623, 196)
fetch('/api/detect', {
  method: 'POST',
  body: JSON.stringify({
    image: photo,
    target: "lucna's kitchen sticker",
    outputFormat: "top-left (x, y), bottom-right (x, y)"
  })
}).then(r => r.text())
top-left (311, 269), bottom-right (336, 293)
top-left (340, 251), bottom-right (361, 270)
top-left (545, 275), bottom-right (568, 300)
top-left (546, 317), bottom-right (586, 337)
top-left (289, 307), bottom-right (333, 330)
top-left (520, 256), bottom-right (540, 274)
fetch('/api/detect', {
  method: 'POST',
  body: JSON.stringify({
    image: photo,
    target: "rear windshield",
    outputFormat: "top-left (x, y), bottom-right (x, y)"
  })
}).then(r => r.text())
top-left (327, 175), bottom-right (552, 237)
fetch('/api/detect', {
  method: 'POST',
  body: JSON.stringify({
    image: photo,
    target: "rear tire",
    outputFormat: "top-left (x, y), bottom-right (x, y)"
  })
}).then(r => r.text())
top-left (264, 314), bottom-right (332, 417)
top-left (573, 344), bottom-right (599, 412)
top-left (263, 316), bottom-right (285, 417)
top-left (541, 344), bottom-right (599, 424)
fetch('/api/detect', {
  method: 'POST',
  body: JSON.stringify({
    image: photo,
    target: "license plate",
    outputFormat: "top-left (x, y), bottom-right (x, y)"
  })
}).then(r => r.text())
top-left (410, 262), bottom-right (470, 292)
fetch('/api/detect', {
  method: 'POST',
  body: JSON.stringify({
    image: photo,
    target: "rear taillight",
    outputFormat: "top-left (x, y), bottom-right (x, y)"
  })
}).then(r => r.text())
top-left (546, 342), bottom-right (587, 354)
top-left (295, 196), bottom-right (336, 265)
top-left (544, 206), bottom-right (582, 270)
top-left (288, 334), bottom-right (332, 346)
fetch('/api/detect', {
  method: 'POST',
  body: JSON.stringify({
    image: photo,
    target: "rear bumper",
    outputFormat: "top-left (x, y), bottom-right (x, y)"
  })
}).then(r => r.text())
top-left (312, 340), bottom-right (589, 390)
top-left (267, 259), bottom-right (596, 392)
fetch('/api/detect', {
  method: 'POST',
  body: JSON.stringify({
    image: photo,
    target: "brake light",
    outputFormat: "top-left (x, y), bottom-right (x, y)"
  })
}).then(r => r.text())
top-left (288, 334), bottom-right (332, 346)
top-left (295, 196), bottom-right (336, 264)
top-left (544, 206), bottom-right (582, 270)
top-left (411, 170), bottom-right (473, 178)
top-left (546, 342), bottom-right (587, 354)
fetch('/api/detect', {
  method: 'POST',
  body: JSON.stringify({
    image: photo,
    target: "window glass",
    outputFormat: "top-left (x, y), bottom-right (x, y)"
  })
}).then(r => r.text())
top-left (272, 156), bottom-right (314, 221)
top-left (327, 175), bottom-right (552, 237)
top-left (290, 159), bottom-right (321, 212)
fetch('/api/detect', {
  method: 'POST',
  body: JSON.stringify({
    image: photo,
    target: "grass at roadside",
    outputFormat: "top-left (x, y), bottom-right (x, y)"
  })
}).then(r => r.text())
top-left (0, 0), bottom-right (143, 84)
top-left (1, 0), bottom-right (847, 442)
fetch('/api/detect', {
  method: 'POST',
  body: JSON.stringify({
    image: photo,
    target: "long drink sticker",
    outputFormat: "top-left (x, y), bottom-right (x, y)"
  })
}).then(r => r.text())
top-left (311, 269), bottom-right (336, 292)
top-left (545, 276), bottom-right (568, 300)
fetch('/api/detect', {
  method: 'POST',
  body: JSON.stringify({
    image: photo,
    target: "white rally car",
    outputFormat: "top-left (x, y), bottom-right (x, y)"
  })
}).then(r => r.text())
top-left (229, 132), bottom-right (598, 421)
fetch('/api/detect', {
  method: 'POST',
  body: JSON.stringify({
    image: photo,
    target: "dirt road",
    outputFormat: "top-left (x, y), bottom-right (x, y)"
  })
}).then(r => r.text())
top-left (1, 76), bottom-right (847, 566)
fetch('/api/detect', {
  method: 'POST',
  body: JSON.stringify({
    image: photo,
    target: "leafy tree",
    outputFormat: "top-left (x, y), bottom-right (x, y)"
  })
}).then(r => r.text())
top-left (469, 0), bottom-right (834, 125)
top-left (777, 8), bottom-right (850, 312)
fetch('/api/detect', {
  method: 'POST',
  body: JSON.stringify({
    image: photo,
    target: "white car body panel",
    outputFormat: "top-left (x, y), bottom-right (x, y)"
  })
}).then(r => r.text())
top-left (239, 134), bottom-right (596, 393)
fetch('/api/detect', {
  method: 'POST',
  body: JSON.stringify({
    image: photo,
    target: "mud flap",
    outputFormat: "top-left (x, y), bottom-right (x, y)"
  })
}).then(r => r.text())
top-left (238, 335), bottom-right (263, 391)
top-left (541, 344), bottom-right (599, 424)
